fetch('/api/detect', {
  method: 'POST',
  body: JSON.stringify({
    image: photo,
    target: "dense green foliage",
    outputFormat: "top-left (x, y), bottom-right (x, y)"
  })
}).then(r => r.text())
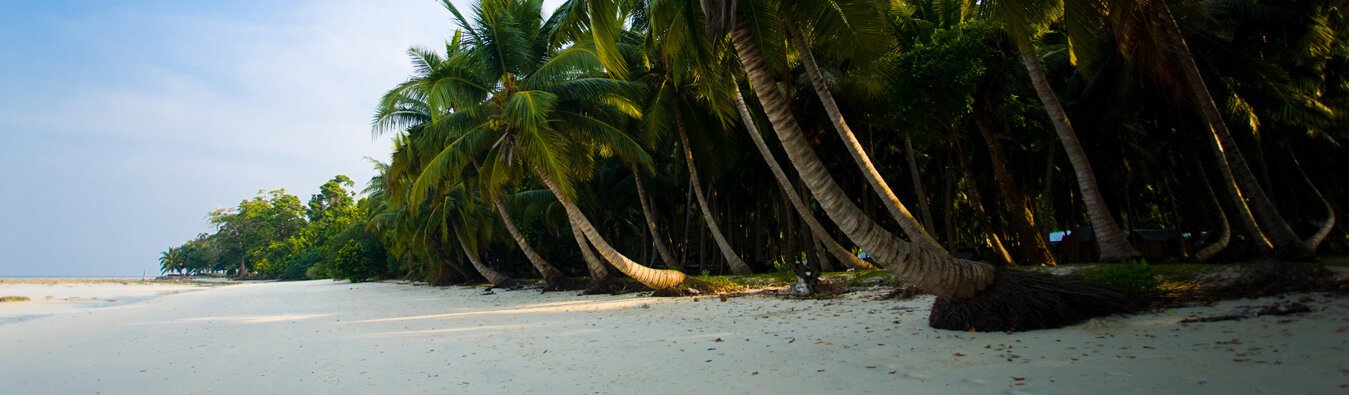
top-left (162, 176), bottom-right (391, 282)
top-left (163, 0), bottom-right (1347, 295)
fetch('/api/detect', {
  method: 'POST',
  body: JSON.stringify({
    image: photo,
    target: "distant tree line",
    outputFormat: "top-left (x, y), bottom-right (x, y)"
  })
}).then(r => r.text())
top-left (160, 175), bottom-right (393, 281)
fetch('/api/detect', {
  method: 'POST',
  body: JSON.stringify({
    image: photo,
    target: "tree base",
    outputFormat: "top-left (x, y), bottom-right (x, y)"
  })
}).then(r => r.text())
top-left (578, 278), bottom-right (626, 295)
top-left (929, 269), bottom-right (1140, 332)
top-left (537, 277), bottom-right (588, 293)
top-left (488, 278), bottom-right (521, 290)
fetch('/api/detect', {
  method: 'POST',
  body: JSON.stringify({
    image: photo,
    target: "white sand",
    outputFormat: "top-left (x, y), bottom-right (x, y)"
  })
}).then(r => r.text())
top-left (0, 280), bottom-right (1345, 394)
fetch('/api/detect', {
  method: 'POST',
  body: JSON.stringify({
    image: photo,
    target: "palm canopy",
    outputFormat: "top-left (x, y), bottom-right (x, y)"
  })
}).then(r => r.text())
top-left (396, 0), bottom-right (651, 208)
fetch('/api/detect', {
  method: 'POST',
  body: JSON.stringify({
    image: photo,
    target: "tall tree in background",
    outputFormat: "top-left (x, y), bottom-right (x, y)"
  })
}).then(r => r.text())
top-left (983, 0), bottom-right (1140, 261)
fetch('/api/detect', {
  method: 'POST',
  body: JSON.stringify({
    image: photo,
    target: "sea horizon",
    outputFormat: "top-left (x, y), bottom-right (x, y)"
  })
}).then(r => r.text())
top-left (0, 275), bottom-right (149, 279)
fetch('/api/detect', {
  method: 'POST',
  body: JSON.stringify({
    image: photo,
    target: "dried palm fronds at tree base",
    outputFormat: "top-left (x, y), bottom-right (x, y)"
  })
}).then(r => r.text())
top-left (929, 269), bottom-right (1141, 332)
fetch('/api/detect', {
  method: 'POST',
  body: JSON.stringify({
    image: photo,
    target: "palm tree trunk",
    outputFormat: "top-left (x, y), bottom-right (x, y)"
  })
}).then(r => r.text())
top-left (540, 176), bottom-right (686, 289)
top-left (904, 132), bottom-right (937, 235)
top-left (453, 231), bottom-right (513, 287)
top-left (1015, 38), bottom-right (1138, 262)
top-left (811, 232), bottom-right (839, 272)
top-left (733, 24), bottom-right (993, 298)
top-left (787, 27), bottom-right (946, 253)
top-left (954, 137), bottom-right (1014, 266)
top-left (1157, 2), bottom-right (1310, 259)
top-left (1287, 144), bottom-right (1334, 251)
top-left (1041, 145), bottom-right (1057, 233)
top-left (569, 218), bottom-right (610, 283)
top-left (426, 235), bottom-right (472, 282)
top-left (972, 105), bottom-right (1056, 266)
top-left (676, 109), bottom-right (752, 274)
top-left (632, 169), bottom-right (680, 268)
top-left (493, 197), bottom-right (566, 285)
top-left (1194, 167), bottom-right (1230, 262)
top-left (735, 88), bottom-right (878, 271)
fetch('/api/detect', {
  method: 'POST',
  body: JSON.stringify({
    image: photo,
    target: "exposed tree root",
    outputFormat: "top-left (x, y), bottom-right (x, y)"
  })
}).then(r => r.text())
top-left (929, 269), bottom-right (1141, 332)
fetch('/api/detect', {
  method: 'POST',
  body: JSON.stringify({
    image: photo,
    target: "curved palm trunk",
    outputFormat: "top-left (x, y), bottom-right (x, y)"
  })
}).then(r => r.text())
top-left (493, 197), bottom-right (566, 284)
top-left (1015, 38), bottom-right (1139, 262)
top-left (632, 169), bottom-right (680, 268)
top-left (954, 139), bottom-right (1015, 267)
top-left (904, 132), bottom-right (937, 235)
top-left (1194, 168), bottom-right (1230, 262)
top-left (540, 176), bottom-right (687, 289)
top-left (426, 235), bottom-right (472, 283)
top-left (453, 231), bottom-right (513, 287)
top-left (788, 27), bottom-right (946, 253)
top-left (1287, 145), bottom-right (1335, 251)
top-left (734, 88), bottom-right (878, 271)
top-left (569, 218), bottom-right (610, 282)
top-left (677, 108), bottom-right (752, 274)
top-left (733, 25), bottom-right (993, 298)
top-left (1158, 3), bottom-right (1310, 259)
top-left (973, 105), bottom-right (1056, 266)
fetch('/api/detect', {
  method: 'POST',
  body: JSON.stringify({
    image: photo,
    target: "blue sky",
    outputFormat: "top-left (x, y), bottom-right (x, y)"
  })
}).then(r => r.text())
top-left (0, 0), bottom-right (532, 276)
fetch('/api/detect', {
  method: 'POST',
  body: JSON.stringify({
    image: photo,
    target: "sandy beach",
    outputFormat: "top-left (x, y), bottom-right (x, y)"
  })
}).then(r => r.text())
top-left (0, 280), bottom-right (1345, 394)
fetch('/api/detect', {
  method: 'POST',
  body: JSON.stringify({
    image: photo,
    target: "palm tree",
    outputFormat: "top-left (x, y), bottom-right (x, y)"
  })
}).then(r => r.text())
top-left (631, 169), bottom-right (680, 268)
top-left (417, 0), bottom-right (687, 289)
top-left (735, 88), bottom-right (878, 270)
top-left (1065, 0), bottom-right (1326, 259)
top-left (980, 0), bottom-right (1141, 261)
top-left (634, 11), bottom-right (755, 274)
top-left (781, 2), bottom-right (947, 252)
top-left (702, 0), bottom-right (1133, 330)
top-left (158, 247), bottom-right (182, 275)
top-left (373, 32), bottom-right (575, 288)
top-left (1151, 0), bottom-right (1315, 259)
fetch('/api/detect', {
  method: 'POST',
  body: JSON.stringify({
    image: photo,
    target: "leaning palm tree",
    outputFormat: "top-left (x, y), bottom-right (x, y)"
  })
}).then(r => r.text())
top-left (374, 33), bottom-right (571, 288)
top-left (646, 0), bottom-right (875, 272)
top-left (1067, 0), bottom-right (1318, 259)
top-left (978, 0), bottom-right (1141, 261)
top-left (783, 0), bottom-right (947, 252)
top-left (415, 0), bottom-right (688, 289)
top-left (700, 0), bottom-right (1134, 330)
top-left (633, 28), bottom-right (754, 274)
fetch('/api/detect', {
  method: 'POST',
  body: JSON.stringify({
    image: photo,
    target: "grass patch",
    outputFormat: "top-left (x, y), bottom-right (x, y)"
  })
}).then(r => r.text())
top-left (833, 269), bottom-right (900, 288)
top-left (681, 274), bottom-right (749, 294)
top-left (1071, 261), bottom-right (1161, 296)
top-left (0, 296), bottom-right (31, 302)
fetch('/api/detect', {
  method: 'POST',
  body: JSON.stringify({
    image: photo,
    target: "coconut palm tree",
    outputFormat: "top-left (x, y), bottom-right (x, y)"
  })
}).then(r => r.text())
top-left (158, 247), bottom-right (183, 275)
top-left (978, 0), bottom-right (1141, 261)
top-left (700, 0), bottom-right (1134, 330)
top-left (415, 0), bottom-right (688, 289)
top-left (632, 10), bottom-right (755, 274)
top-left (782, 1), bottom-right (947, 253)
top-left (373, 33), bottom-right (573, 288)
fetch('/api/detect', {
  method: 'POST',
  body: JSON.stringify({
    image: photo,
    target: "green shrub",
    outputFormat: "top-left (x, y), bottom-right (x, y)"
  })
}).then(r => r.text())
top-left (1074, 261), bottom-right (1160, 295)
